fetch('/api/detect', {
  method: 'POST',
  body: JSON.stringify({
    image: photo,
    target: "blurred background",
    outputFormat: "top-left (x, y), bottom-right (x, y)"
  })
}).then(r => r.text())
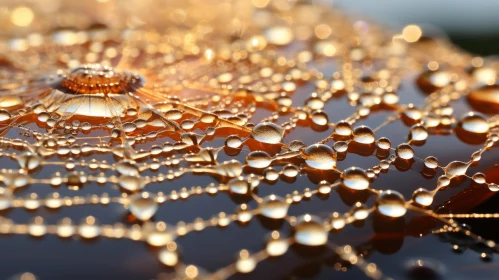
top-left (333, 0), bottom-right (499, 55)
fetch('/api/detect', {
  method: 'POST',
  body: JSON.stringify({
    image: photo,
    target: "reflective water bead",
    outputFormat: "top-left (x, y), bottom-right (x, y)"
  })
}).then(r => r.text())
top-left (129, 192), bottom-right (158, 221)
top-left (376, 190), bottom-right (407, 217)
top-left (396, 144), bottom-right (414, 160)
top-left (302, 144), bottom-right (336, 170)
top-left (251, 122), bottom-right (284, 144)
top-left (293, 214), bottom-right (328, 246)
top-left (259, 195), bottom-right (289, 219)
top-left (246, 151), bottom-right (272, 169)
top-left (266, 231), bottom-right (289, 257)
top-left (353, 126), bottom-right (375, 144)
top-left (412, 188), bottom-right (433, 206)
top-left (341, 167), bottom-right (369, 190)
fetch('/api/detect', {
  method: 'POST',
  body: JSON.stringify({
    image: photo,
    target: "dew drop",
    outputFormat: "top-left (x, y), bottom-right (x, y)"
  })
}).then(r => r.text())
top-left (246, 151), bottom-right (272, 169)
top-left (259, 195), bottom-right (289, 219)
top-left (409, 124), bottom-right (428, 141)
top-left (293, 214), bottom-right (328, 246)
top-left (376, 190), bottom-right (407, 217)
top-left (302, 144), bottom-right (336, 170)
top-left (353, 126), bottom-right (375, 144)
top-left (334, 121), bottom-right (353, 136)
top-left (282, 164), bottom-right (299, 178)
top-left (467, 85), bottom-right (499, 114)
top-left (472, 172), bottom-right (486, 184)
top-left (412, 188), bottom-right (433, 206)
top-left (424, 156), bottom-right (438, 169)
top-left (0, 109), bottom-right (11, 121)
top-left (225, 135), bottom-right (243, 148)
top-left (311, 110), bottom-right (328, 126)
top-left (77, 216), bottom-right (100, 239)
top-left (251, 122), bottom-right (284, 144)
top-left (118, 174), bottom-right (145, 192)
top-left (129, 192), bottom-right (158, 221)
top-left (396, 143), bottom-right (414, 160)
top-left (159, 243), bottom-right (179, 267)
top-left (444, 161), bottom-right (470, 178)
top-left (341, 167), bottom-right (369, 190)
top-left (266, 231), bottom-right (288, 256)
top-left (457, 112), bottom-right (489, 134)
top-left (235, 250), bottom-right (256, 273)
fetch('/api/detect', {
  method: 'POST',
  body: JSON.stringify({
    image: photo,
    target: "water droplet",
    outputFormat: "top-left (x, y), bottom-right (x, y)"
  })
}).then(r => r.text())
top-left (79, 216), bottom-right (100, 239)
top-left (57, 218), bottom-right (74, 238)
top-left (409, 124), bottom-right (428, 141)
top-left (467, 85), bottom-right (499, 114)
top-left (472, 172), bottom-right (486, 184)
top-left (333, 141), bottom-right (348, 153)
top-left (457, 112), bottom-right (489, 134)
top-left (376, 137), bottom-right (391, 150)
top-left (412, 188), bottom-right (433, 206)
top-left (302, 144), bottom-right (336, 170)
top-left (225, 135), bottom-right (243, 148)
top-left (424, 156), bottom-right (438, 169)
top-left (330, 214), bottom-right (346, 230)
top-left (159, 242), bottom-right (179, 267)
top-left (0, 109), bottom-right (11, 121)
top-left (118, 174), bottom-right (145, 192)
top-left (282, 164), bottom-right (299, 178)
top-left (417, 70), bottom-right (452, 93)
top-left (251, 122), bottom-right (284, 144)
top-left (334, 121), bottom-right (352, 136)
top-left (376, 190), bottom-right (407, 217)
top-left (444, 161), bottom-right (469, 178)
top-left (129, 192), bottom-right (158, 221)
top-left (353, 126), bottom-right (375, 144)
top-left (246, 151), bottom-right (272, 169)
top-left (311, 110), bottom-right (328, 126)
top-left (228, 176), bottom-right (259, 195)
top-left (17, 152), bottom-right (41, 171)
top-left (259, 195), bottom-right (289, 219)
top-left (488, 184), bottom-right (499, 192)
top-left (266, 231), bottom-right (288, 256)
top-left (341, 167), bottom-right (369, 190)
top-left (144, 222), bottom-right (175, 247)
top-left (235, 249), bottom-right (256, 273)
top-left (293, 214), bottom-right (328, 246)
top-left (396, 144), bottom-right (414, 160)
top-left (28, 217), bottom-right (47, 237)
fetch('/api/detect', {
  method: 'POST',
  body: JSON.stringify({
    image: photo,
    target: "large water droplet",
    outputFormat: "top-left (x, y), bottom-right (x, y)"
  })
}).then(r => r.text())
top-left (302, 144), bottom-right (336, 170)
top-left (396, 144), bottom-right (414, 160)
top-left (129, 192), bottom-right (158, 221)
top-left (444, 161), bottom-right (470, 178)
top-left (376, 190), bottom-right (407, 217)
top-left (293, 214), bottom-right (328, 246)
top-left (251, 122), bottom-right (284, 144)
top-left (353, 126), bottom-right (375, 144)
top-left (259, 195), bottom-right (289, 219)
top-left (467, 85), bottom-right (499, 114)
top-left (246, 151), bottom-right (272, 168)
top-left (457, 112), bottom-right (489, 134)
top-left (341, 167), bottom-right (369, 190)
top-left (412, 188), bottom-right (433, 206)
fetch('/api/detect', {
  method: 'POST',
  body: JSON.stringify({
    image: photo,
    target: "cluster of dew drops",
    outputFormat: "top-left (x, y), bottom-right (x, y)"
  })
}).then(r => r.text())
top-left (1, 0), bottom-right (499, 279)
